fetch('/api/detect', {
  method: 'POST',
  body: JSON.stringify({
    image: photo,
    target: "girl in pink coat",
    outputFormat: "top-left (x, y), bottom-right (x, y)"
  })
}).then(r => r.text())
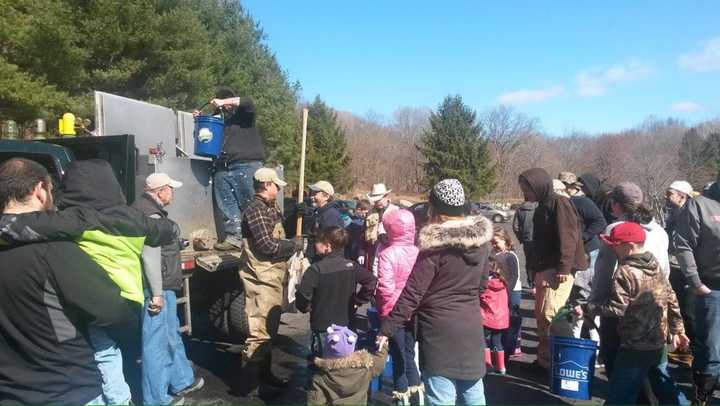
top-left (376, 209), bottom-right (422, 403)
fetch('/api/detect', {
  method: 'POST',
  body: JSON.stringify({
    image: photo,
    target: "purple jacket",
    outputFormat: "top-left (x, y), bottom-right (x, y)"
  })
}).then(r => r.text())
top-left (376, 209), bottom-right (419, 318)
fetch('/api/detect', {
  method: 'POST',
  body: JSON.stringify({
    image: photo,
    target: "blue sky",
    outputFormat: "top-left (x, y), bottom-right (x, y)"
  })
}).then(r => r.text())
top-left (243, 1), bottom-right (719, 135)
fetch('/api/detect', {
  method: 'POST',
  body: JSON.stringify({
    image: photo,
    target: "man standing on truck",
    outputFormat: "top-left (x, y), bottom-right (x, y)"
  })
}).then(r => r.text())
top-left (133, 173), bottom-right (205, 405)
top-left (238, 167), bottom-right (301, 398)
top-left (0, 158), bottom-right (138, 405)
top-left (205, 87), bottom-right (266, 251)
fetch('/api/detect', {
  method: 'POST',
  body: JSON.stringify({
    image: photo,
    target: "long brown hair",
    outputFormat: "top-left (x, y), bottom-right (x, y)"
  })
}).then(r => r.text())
top-left (492, 226), bottom-right (515, 251)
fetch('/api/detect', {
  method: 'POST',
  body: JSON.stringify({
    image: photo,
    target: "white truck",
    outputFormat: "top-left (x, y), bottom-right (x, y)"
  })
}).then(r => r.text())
top-left (0, 91), bottom-right (291, 342)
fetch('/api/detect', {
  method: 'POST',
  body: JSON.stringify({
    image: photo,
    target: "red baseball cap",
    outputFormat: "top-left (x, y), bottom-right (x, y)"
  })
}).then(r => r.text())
top-left (599, 222), bottom-right (646, 246)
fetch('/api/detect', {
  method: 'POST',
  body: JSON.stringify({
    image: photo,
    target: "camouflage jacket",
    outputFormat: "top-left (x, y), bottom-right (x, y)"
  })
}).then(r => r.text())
top-left (586, 251), bottom-right (684, 351)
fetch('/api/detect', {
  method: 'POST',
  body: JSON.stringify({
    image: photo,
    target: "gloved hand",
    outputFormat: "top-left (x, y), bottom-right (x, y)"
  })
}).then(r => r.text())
top-left (296, 202), bottom-right (312, 217)
top-left (293, 237), bottom-right (305, 252)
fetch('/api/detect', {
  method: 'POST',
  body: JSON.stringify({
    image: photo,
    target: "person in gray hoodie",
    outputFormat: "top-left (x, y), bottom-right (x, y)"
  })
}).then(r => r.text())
top-left (673, 180), bottom-right (720, 405)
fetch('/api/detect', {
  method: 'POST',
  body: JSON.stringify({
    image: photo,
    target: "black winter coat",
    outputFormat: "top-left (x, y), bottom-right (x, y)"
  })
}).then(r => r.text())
top-left (380, 216), bottom-right (493, 380)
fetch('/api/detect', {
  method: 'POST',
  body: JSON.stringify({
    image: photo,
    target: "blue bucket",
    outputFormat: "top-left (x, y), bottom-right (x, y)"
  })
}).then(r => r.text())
top-left (194, 115), bottom-right (225, 158)
top-left (550, 336), bottom-right (597, 400)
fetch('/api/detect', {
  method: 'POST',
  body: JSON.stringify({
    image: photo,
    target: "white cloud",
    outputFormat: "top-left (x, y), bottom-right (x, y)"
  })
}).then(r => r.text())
top-left (575, 61), bottom-right (653, 97)
top-left (679, 37), bottom-right (720, 72)
top-left (498, 86), bottom-right (564, 105)
top-left (671, 101), bottom-right (705, 113)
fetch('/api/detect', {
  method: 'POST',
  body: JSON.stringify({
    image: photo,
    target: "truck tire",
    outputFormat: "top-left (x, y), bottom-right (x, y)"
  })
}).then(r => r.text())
top-left (208, 289), bottom-right (248, 343)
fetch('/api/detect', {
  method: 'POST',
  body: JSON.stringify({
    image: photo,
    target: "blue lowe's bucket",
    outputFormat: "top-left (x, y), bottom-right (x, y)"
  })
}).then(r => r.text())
top-left (194, 115), bottom-right (225, 158)
top-left (550, 336), bottom-right (597, 400)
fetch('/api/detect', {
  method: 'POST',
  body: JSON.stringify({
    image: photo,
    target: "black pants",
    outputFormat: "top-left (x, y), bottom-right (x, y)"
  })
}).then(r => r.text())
top-left (669, 268), bottom-right (696, 344)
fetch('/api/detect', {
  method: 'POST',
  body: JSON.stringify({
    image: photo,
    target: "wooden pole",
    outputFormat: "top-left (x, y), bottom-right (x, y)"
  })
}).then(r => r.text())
top-left (295, 108), bottom-right (309, 237)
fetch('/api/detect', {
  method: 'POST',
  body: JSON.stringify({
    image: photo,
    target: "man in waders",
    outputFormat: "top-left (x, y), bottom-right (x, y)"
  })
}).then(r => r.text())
top-left (237, 167), bottom-right (301, 398)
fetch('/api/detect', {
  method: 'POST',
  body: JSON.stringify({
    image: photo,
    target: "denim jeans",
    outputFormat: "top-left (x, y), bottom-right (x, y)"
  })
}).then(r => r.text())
top-left (502, 290), bottom-right (522, 355)
top-left (389, 324), bottom-right (421, 392)
top-left (87, 326), bottom-right (131, 405)
top-left (142, 290), bottom-right (195, 405)
top-left (606, 361), bottom-right (689, 405)
top-left (213, 160), bottom-right (262, 236)
top-left (485, 328), bottom-right (504, 352)
top-left (694, 290), bottom-right (720, 376)
top-left (424, 375), bottom-right (485, 405)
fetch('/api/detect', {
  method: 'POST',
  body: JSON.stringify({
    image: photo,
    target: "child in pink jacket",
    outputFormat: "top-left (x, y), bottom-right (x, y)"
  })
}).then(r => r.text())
top-left (480, 258), bottom-right (510, 375)
top-left (376, 209), bottom-right (422, 403)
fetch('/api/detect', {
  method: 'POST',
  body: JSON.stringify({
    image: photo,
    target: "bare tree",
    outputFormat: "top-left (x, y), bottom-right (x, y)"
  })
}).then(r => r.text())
top-left (480, 106), bottom-right (540, 197)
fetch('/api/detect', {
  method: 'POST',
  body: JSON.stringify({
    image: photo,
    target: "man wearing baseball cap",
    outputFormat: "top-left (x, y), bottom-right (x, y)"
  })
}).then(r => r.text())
top-left (674, 177), bottom-right (720, 404)
top-left (133, 173), bottom-right (205, 404)
top-left (236, 167), bottom-right (298, 398)
top-left (665, 180), bottom-right (696, 368)
top-left (580, 221), bottom-right (688, 405)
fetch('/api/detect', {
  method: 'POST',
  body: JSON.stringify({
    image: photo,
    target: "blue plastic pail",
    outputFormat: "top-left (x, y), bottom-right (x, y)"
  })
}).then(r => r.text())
top-left (194, 115), bottom-right (225, 158)
top-left (550, 336), bottom-right (597, 400)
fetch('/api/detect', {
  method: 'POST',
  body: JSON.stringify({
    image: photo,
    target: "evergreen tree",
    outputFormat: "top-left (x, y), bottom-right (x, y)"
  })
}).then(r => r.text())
top-left (0, 0), bottom-right (299, 179)
top-left (419, 95), bottom-right (495, 199)
top-left (305, 96), bottom-right (353, 193)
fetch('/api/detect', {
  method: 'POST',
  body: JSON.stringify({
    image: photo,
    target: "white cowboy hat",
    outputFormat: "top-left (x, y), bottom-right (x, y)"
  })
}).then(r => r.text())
top-left (366, 183), bottom-right (392, 203)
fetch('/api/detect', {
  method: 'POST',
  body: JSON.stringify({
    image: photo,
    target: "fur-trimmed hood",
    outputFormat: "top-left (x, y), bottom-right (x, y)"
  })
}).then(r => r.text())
top-left (418, 215), bottom-right (493, 252)
top-left (313, 350), bottom-right (376, 371)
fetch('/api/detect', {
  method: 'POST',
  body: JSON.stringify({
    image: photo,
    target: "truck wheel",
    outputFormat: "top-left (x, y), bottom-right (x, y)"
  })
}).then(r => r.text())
top-left (227, 289), bottom-right (249, 341)
top-left (208, 289), bottom-right (248, 343)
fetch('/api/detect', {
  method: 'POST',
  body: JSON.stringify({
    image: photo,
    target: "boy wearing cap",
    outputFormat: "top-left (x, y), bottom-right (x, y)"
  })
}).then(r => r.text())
top-left (579, 222), bottom-right (689, 405)
top-left (308, 325), bottom-right (389, 405)
top-left (237, 167), bottom-right (301, 396)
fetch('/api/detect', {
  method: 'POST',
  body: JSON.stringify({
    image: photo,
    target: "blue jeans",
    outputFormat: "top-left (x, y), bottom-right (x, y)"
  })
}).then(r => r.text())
top-left (142, 290), bottom-right (195, 405)
top-left (503, 290), bottom-right (522, 355)
top-left (424, 375), bottom-right (485, 405)
top-left (88, 326), bottom-right (131, 405)
top-left (606, 361), bottom-right (689, 405)
top-left (213, 160), bottom-right (262, 236)
top-left (389, 324), bottom-right (421, 392)
top-left (85, 394), bottom-right (106, 405)
top-left (694, 290), bottom-right (720, 376)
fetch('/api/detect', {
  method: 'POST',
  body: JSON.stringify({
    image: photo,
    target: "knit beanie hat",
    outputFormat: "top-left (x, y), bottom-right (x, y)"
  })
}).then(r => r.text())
top-left (429, 179), bottom-right (466, 216)
top-left (322, 325), bottom-right (357, 359)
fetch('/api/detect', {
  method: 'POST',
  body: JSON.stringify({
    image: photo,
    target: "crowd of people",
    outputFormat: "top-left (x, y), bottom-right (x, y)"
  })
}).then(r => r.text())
top-left (1, 88), bottom-right (719, 406)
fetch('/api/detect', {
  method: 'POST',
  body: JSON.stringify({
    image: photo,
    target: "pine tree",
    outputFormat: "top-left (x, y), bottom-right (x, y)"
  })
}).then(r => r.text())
top-left (304, 96), bottom-right (353, 193)
top-left (419, 95), bottom-right (495, 199)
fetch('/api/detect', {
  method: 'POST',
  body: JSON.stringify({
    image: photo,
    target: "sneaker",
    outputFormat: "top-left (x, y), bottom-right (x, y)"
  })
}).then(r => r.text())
top-left (174, 377), bottom-right (205, 397)
top-left (170, 396), bottom-right (185, 405)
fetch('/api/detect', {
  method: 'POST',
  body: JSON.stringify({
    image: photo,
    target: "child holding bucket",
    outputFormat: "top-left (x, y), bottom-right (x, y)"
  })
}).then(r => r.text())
top-left (577, 222), bottom-right (689, 405)
top-left (480, 257), bottom-right (510, 375)
top-left (491, 226), bottom-right (524, 359)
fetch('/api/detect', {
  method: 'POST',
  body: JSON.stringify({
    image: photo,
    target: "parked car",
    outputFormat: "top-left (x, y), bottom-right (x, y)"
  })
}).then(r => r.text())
top-left (468, 202), bottom-right (513, 223)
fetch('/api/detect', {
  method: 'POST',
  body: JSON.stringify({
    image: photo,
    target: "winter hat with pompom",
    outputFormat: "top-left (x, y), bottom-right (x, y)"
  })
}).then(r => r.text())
top-left (322, 325), bottom-right (358, 359)
top-left (429, 179), bottom-right (466, 217)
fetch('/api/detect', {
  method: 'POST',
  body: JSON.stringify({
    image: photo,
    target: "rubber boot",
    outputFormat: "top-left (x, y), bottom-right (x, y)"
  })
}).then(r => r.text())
top-left (693, 371), bottom-right (719, 406)
top-left (262, 353), bottom-right (289, 388)
top-left (233, 360), bottom-right (261, 396)
top-left (494, 351), bottom-right (507, 375)
top-left (484, 348), bottom-right (493, 371)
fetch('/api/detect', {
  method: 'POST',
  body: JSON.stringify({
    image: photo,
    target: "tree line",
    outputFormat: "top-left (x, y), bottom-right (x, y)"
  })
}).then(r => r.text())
top-left (2, 0), bottom-right (718, 205)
